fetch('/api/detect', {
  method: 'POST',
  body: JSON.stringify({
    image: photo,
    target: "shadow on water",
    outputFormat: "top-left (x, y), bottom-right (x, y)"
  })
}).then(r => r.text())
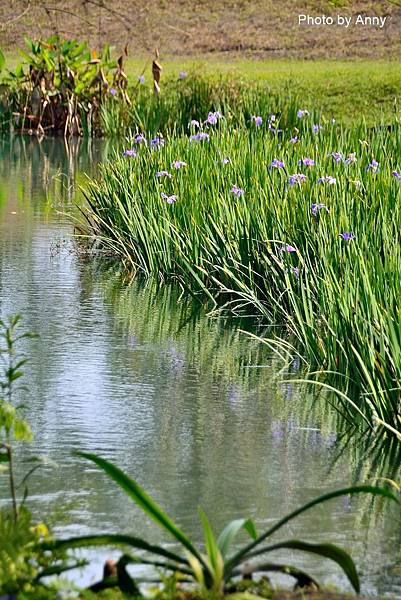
top-left (0, 135), bottom-right (400, 594)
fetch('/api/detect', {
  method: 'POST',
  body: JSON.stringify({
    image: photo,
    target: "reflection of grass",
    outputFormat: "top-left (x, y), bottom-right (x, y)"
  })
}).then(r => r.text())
top-left (96, 270), bottom-right (343, 437)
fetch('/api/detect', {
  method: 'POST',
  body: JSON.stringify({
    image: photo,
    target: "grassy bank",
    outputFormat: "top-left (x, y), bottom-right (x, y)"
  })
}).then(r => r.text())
top-left (81, 109), bottom-right (401, 438)
top-left (124, 58), bottom-right (401, 127)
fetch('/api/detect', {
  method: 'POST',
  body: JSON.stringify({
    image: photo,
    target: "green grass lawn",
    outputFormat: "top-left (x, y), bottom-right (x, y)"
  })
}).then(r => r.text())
top-left (123, 58), bottom-right (401, 126)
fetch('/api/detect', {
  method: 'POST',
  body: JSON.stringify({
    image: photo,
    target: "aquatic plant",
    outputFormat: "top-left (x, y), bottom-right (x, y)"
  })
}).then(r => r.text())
top-left (82, 115), bottom-right (401, 438)
top-left (1, 36), bottom-right (129, 136)
top-left (45, 452), bottom-right (399, 595)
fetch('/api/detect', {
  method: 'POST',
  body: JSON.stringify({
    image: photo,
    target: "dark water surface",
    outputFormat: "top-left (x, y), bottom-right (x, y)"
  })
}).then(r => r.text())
top-left (0, 136), bottom-right (400, 595)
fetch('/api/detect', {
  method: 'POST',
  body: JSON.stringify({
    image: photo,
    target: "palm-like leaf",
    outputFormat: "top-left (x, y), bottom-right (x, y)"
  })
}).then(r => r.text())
top-left (76, 451), bottom-right (204, 564)
top-left (246, 539), bottom-right (359, 592)
top-left (226, 485), bottom-right (399, 574)
top-left (42, 533), bottom-right (188, 565)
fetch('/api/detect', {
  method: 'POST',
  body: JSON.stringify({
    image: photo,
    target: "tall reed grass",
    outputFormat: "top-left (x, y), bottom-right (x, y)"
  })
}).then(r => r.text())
top-left (82, 108), bottom-right (401, 437)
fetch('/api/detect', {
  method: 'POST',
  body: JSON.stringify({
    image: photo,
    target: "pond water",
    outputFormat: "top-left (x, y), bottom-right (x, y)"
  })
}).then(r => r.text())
top-left (0, 135), bottom-right (400, 596)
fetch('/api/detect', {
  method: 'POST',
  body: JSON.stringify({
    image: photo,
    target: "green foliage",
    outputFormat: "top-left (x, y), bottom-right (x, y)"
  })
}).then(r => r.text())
top-left (82, 116), bottom-right (401, 437)
top-left (0, 316), bottom-right (81, 595)
top-left (0, 506), bottom-right (68, 595)
top-left (1, 36), bottom-right (126, 135)
top-left (45, 451), bottom-right (400, 595)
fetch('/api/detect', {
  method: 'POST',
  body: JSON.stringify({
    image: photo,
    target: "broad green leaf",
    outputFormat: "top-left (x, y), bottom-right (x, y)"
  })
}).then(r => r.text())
top-left (247, 539), bottom-right (359, 593)
top-left (42, 533), bottom-right (188, 565)
top-left (226, 486), bottom-right (399, 572)
top-left (76, 452), bottom-right (204, 564)
top-left (217, 518), bottom-right (257, 558)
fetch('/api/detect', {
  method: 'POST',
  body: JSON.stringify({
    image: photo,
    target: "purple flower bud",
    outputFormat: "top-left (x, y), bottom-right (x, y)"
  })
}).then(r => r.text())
top-left (109, 87), bottom-right (117, 96)
top-left (138, 74), bottom-right (145, 84)
top-left (156, 171), bottom-right (172, 179)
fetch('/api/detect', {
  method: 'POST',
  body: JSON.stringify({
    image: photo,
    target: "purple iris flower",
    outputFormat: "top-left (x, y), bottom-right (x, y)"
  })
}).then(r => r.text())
top-left (189, 119), bottom-right (200, 128)
top-left (340, 232), bottom-right (355, 241)
top-left (345, 152), bottom-right (357, 164)
top-left (171, 160), bottom-right (187, 169)
top-left (190, 132), bottom-right (210, 142)
top-left (222, 157), bottom-right (231, 164)
top-left (311, 203), bottom-right (326, 215)
top-left (330, 151), bottom-right (343, 163)
top-left (135, 133), bottom-right (146, 144)
top-left (179, 71), bottom-right (188, 79)
top-left (161, 192), bottom-right (177, 204)
top-left (151, 137), bottom-right (165, 148)
top-left (270, 158), bottom-right (285, 169)
top-left (392, 171), bottom-right (401, 180)
top-left (289, 136), bottom-right (299, 144)
top-left (205, 111), bottom-right (221, 125)
top-left (138, 75), bottom-right (145, 84)
top-left (231, 185), bottom-right (245, 197)
top-left (312, 124), bottom-right (322, 133)
top-left (317, 176), bottom-right (336, 185)
top-left (289, 173), bottom-right (307, 186)
top-left (252, 115), bottom-right (263, 126)
top-left (291, 266), bottom-right (300, 278)
top-left (156, 171), bottom-right (172, 179)
top-left (280, 244), bottom-right (297, 253)
top-left (367, 159), bottom-right (379, 172)
top-left (109, 87), bottom-right (117, 96)
top-left (123, 149), bottom-right (137, 157)
top-left (298, 157), bottom-right (315, 167)
top-left (297, 109), bottom-right (309, 118)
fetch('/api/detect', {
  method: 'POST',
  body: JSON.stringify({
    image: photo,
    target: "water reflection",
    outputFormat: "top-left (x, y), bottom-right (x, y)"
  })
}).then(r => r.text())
top-left (0, 136), bottom-right (400, 595)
